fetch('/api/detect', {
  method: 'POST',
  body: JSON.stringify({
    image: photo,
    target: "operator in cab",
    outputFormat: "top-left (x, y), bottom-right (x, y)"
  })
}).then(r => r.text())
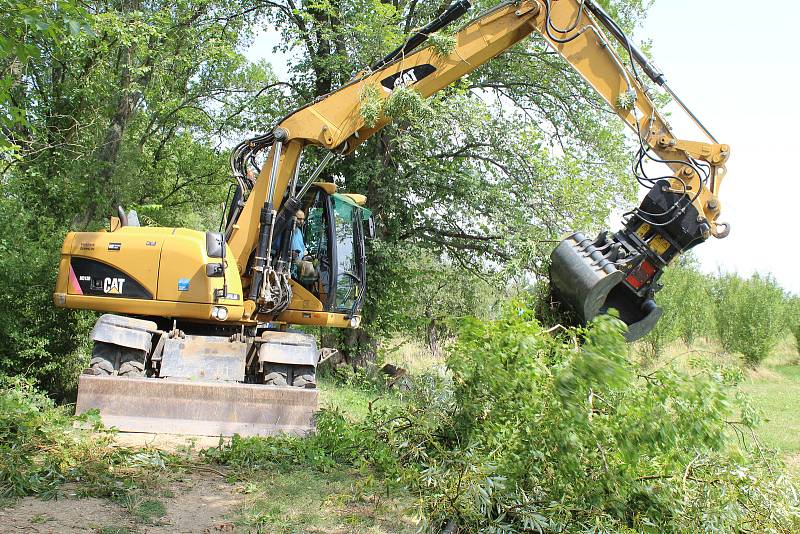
top-left (290, 210), bottom-right (316, 283)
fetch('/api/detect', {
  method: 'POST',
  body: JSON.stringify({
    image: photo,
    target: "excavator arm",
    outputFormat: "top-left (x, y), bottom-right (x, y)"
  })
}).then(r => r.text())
top-left (228, 0), bottom-right (730, 338)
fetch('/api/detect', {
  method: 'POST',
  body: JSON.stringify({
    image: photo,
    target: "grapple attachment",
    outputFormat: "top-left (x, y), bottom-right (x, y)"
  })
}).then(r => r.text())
top-left (549, 178), bottom-right (714, 341)
top-left (549, 231), bottom-right (662, 341)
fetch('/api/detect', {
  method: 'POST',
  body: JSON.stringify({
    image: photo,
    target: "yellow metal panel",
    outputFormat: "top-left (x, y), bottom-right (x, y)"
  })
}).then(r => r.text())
top-left (648, 235), bottom-right (671, 256)
top-left (286, 280), bottom-right (324, 311)
top-left (228, 141), bottom-right (304, 271)
top-left (274, 310), bottom-right (356, 328)
top-left (58, 294), bottom-right (245, 323)
top-left (313, 182), bottom-right (337, 195)
top-left (158, 228), bottom-right (243, 307)
top-left (340, 193), bottom-right (367, 206)
top-left (635, 223), bottom-right (651, 239)
top-left (68, 227), bottom-right (172, 296)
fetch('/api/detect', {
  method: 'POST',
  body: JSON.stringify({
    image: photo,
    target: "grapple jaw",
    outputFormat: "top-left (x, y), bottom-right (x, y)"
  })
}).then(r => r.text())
top-left (549, 180), bottom-right (712, 341)
top-left (549, 231), bottom-right (662, 341)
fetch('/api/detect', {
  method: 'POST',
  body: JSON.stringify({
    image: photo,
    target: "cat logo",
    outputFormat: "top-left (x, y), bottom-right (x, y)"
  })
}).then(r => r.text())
top-left (394, 69), bottom-right (418, 88)
top-left (103, 277), bottom-right (126, 294)
top-left (380, 64), bottom-right (436, 92)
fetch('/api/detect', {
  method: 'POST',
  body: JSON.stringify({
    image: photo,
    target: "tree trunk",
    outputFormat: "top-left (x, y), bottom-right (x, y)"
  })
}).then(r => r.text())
top-left (78, 0), bottom-right (153, 228)
top-left (426, 318), bottom-right (441, 358)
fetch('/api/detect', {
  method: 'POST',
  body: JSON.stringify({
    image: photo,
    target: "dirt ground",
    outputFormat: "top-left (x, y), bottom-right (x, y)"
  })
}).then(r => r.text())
top-left (1, 433), bottom-right (241, 534)
top-left (1, 431), bottom-right (416, 534)
top-left (110, 432), bottom-right (224, 452)
top-left (0, 471), bottom-right (241, 533)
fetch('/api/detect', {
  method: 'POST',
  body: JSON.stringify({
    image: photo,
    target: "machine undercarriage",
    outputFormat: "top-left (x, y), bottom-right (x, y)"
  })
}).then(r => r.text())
top-left (77, 314), bottom-right (321, 436)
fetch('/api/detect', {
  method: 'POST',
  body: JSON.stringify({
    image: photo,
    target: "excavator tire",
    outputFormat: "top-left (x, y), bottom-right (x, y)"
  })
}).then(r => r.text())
top-left (292, 365), bottom-right (316, 388)
top-left (86, 341), bottom-right (146, 378)
top-left (263, 364), bottom-right (316, 388)
top-left (263, 363), bottom-right (289, 386)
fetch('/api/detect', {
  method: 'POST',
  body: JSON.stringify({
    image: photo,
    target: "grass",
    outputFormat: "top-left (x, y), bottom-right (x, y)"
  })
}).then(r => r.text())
top-left (318, 376), bottom-right (389, 420)
top-left (220, 341), bottom-right (440, 532)
top-left (739, 337), bottom-right (800, 455)
top-left (232, 465), bottom-right (416, 533)
top-left (5, 335), bottom-right (800, 529)
top-left (132, 498), bottom-right (167, 524)
top-left (651, 336), bottom-right (800, 459)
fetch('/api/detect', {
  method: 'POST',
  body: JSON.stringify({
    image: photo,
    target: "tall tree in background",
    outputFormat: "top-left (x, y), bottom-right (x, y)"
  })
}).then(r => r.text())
top-left (259, 0), bottom-right (647, 359)
top-left (0, 0), bottom-right (282, 397)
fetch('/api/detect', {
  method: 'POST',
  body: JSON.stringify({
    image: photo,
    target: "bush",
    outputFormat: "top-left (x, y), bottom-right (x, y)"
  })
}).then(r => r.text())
top-left (208, 307), bottom-right (800, 532)
top-left (641, 258), bottom-right (714, 360)
top-left (409, 308), bottom-right (798, 532)
top-left (713, 273), bottom-right (786, 367)
top-left (787, 297), bottom-right (800, 358)
top-left (0, 375), bottom-right (165, 500)
top-left (0, 203), bottom-right (95, 401)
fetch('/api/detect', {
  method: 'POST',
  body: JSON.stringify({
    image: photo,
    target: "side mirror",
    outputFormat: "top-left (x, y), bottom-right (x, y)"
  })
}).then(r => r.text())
top-left (365, 216), bottom-right (376, 240)
top-left (206, 232), bottom-right (226, 258)
top-left (117, 206), bottom-right (128, 227)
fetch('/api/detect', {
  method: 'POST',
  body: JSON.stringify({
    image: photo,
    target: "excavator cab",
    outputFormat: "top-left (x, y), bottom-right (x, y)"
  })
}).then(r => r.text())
top-left (288, 184), bottom-right (370, 319)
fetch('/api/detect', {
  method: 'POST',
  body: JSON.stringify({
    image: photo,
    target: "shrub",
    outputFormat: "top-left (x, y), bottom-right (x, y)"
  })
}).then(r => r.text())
top-left (787, 297), bottom-right (800, 358)
top-left (713, 273), bottom-right (786, 367)
top-left (0, 375), bottom-right (165, 500)
top-left (0, 203), bottom-right (95, 401)
top-left (209, 306), bottom-right (800, 532)
top-left (411, 308), bottom-right (798, 532)
top-left (641, 259), bottom-right (714, 360)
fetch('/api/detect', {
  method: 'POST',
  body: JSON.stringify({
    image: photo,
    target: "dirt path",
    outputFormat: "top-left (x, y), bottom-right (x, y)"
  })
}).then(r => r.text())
top-left (0, 494), bottom-right (132, 533)
top-left (1, 433), bottom-right (242, 533)
top-left (0, 472), bottom-right (242, 533)
top-left (1, 432), bottom-right (416, 533)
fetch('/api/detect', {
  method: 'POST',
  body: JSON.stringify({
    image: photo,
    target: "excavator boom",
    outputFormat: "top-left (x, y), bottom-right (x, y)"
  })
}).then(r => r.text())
top-left (231, 0), bottom-right (729, 340)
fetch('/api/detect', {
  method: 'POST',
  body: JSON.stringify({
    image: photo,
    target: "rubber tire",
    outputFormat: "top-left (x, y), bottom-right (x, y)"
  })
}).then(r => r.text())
top-left (87, 341), bottom-right (147, 378)
top-left (263, 363), bottom-right (289, 386)
top-left (291, 365), bottom-right (316, 389)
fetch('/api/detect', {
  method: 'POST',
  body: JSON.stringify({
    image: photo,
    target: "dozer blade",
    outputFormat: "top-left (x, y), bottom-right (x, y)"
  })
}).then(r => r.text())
top-left (550, 231), bottom-right (662, 341)
top-left (76, 375), bottom-right (318, 436)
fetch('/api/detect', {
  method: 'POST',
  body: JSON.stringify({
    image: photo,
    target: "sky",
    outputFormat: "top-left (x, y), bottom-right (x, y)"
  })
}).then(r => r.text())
top-left (247, 1), bottom-right (800, 294)
top-left (640, 1), bottom-right (800, 293)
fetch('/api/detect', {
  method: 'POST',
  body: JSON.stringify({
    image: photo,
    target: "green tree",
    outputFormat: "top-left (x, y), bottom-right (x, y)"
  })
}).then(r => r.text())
top-left (713, 273), bottom-right (786, 367)
top-left (640, 255), bottom-right (713, 359)
top-left (786, 296), bottom-right (800, 359)
top-left (0, 0), bottom-right (91, 154)
top-left (0, 0), bottom-right (283, 397)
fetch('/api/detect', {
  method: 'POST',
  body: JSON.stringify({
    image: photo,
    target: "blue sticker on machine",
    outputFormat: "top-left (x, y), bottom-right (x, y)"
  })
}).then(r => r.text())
top-left (178, 278), bottom-right (190, 291)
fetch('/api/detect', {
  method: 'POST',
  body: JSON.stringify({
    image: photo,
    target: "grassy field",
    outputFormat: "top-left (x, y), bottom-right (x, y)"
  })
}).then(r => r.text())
top-left (650, 336), bottom-right (800, 460)
top-left (3, 336), bottom-right (800, 532)
top-left (739, 338), bottom-right (800, 457)
top-left (230, 465), bottom-right (417, 533)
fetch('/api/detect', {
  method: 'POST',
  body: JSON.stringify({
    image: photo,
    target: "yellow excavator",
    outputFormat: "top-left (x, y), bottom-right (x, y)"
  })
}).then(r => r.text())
top-left (54, 0), bottom-right (729, 436)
